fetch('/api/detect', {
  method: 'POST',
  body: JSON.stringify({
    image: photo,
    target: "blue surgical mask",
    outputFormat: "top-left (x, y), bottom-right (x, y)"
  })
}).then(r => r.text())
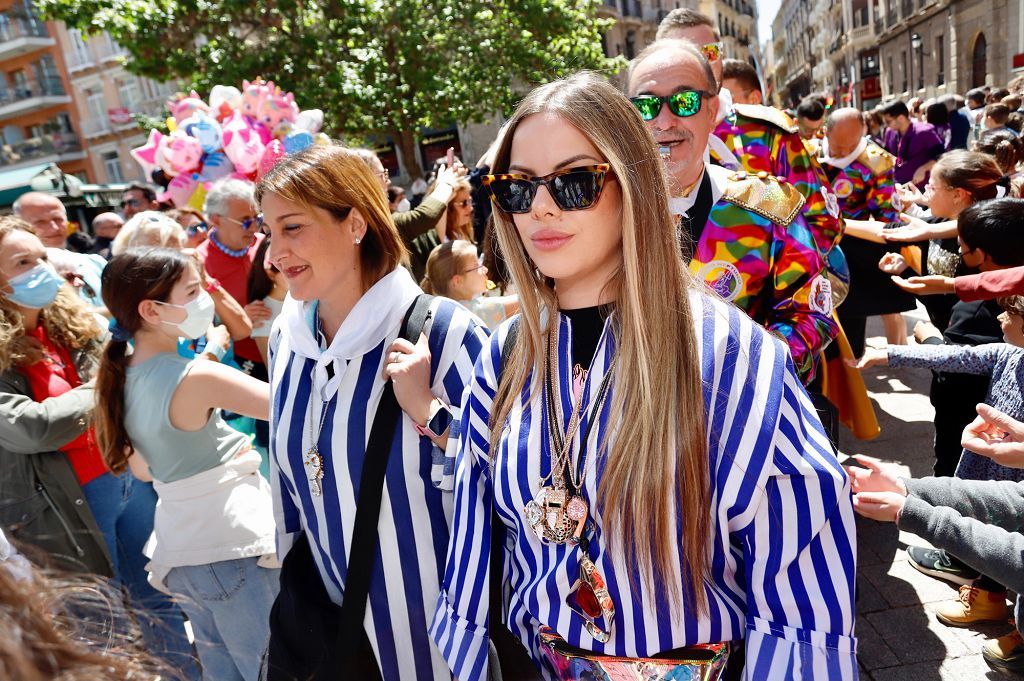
top-left (4, 262), bottom-right (65, 309)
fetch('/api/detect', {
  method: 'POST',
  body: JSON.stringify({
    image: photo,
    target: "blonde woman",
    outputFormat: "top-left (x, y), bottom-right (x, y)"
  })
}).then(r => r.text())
top-left (110, 211), bottom-right (187, 256)
top-left (420, 239), bottom-right (517, 331)
top-left (430, 73), bottom-right (858, 680)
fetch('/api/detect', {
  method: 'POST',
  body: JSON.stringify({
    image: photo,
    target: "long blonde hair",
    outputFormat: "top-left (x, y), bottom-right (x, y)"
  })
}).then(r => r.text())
top-left (0, 218), bottom-right (103, 374)
top-left (487, 72), bottom-right (709, 611)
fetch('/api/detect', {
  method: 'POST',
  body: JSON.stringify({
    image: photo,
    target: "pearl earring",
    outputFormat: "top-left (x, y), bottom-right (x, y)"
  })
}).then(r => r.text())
top-left (355, 237), bottom-right (361, 245)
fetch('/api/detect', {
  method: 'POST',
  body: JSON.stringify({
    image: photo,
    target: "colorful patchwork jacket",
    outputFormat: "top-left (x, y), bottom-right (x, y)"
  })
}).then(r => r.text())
top-left (677, 165), bottom-right (838, 382)
top-left (711, 103), bottom-right (845, 259)
top-left (819, 139), bottom-right (900, 222)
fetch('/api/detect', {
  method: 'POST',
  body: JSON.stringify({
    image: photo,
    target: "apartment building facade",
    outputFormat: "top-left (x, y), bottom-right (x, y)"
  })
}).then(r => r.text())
top-left (0, 0), bottom-right (88, 191)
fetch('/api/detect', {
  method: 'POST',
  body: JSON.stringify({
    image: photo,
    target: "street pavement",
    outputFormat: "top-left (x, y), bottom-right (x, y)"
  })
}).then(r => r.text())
top-left (842, 310), bottom-right (1015, 680)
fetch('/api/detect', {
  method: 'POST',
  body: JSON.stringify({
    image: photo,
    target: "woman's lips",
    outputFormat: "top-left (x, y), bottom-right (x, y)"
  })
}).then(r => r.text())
top-left (530, 230), bottom-right (573, 252)
top-left (283, 265), bottom-right (309, 279)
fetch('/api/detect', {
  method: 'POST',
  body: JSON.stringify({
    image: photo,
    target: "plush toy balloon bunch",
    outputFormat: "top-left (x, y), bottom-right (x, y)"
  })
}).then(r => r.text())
top-left (130, 78), bottom-right (327, 209)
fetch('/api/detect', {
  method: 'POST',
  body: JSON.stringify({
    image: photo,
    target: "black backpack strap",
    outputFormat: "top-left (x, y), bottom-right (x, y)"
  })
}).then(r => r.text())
top-left (334, 294), bottom-right (435, 665)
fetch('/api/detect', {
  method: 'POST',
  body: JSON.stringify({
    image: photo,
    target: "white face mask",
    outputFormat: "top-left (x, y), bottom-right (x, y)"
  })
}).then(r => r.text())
top-left (155, 291), bottom-right (215, 339)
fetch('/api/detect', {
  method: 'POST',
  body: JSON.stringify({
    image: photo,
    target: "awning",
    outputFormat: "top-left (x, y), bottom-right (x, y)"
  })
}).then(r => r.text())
top-left (0, 162), bottom-right (53, 207)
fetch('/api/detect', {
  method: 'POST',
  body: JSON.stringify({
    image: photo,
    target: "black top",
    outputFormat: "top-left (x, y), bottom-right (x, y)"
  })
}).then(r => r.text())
top-left (679, 170), bottom-right (715, 254)
top-left (560, 305), bottom-right (609, 370)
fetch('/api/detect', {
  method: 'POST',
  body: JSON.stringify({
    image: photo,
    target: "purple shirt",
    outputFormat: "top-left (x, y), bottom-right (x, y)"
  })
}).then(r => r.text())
top-left (883, 120), bottom-right (945, 185)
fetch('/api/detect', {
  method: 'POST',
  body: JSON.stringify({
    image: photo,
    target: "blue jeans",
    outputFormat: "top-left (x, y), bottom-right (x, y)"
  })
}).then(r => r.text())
top-left (166, 557), bottom-right (280, 681)
top-left (82, 472), bottom-right (199, 680)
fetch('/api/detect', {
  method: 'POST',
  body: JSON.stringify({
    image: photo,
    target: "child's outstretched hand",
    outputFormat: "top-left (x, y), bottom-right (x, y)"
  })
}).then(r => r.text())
top-left (844, 454), bottom-right (907, 495)
top-left (846, 346), bottom-right (889, 369)
top-left (961, 403), bottom-right (1024, 469)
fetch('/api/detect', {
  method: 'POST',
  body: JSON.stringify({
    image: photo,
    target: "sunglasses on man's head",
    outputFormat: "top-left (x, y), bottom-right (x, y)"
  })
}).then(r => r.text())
top-left (630, 90), bottom-right (712, 121)
top-left (482, 164), bottom-right (611, 214)
top-left (701, 41), bottom-right (725, 62)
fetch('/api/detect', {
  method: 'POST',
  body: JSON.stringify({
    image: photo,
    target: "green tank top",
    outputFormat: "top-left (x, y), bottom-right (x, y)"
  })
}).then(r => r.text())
top-left (124, 353), bottom-right (250, 483)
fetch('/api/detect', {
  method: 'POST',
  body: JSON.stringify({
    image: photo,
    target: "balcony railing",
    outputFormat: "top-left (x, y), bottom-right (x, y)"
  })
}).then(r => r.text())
top-left (64, 50), bottom-right (95, 72)
top-left (80, 117), bottom-right (111, 139)
top-left (0, 131), bottom-right (82, 168)
top-left (0, 76), bottom-right (66, 107)
top-left (0, 18), bottom-right (49, 42)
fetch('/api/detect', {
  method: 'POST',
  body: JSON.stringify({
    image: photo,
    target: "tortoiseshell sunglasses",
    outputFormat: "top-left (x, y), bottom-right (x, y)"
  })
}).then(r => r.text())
top-left (482, 164), bottom-right (612, 214)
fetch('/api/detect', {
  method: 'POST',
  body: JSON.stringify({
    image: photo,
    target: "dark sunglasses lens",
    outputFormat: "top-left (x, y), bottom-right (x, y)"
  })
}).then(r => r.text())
top-left (490, 179), bottom-right (535, 213)
top-left (668, 91), bottom-right (702, 117)
top-left (551, 170), bottom-right (603, 210)
top-left (630, 96), bottom-right (661, 121)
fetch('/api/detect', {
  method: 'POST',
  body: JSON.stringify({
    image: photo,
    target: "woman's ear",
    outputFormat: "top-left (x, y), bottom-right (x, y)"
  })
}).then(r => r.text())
top-left (348, 208), bottom-right (368, 244)
top-left (137, 299), bottom-right (163, 326)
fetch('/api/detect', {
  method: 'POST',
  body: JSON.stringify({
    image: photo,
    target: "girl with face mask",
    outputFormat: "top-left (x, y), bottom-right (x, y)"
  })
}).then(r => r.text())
top-left (0, 218), bottom-right (199, 677)
top-left (94, 247), bottom-right (279, 681)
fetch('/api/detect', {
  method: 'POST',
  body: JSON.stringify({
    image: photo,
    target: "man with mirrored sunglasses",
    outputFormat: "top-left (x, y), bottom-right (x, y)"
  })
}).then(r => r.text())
top-left (657, 8), bottom-right (847, 295)
top-left (627, 40), bottom-right (837, 386)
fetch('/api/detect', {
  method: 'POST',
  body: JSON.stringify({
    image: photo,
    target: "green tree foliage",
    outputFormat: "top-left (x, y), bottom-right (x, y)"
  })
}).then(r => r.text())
top-left (40, 0), bottom-right (622, 177)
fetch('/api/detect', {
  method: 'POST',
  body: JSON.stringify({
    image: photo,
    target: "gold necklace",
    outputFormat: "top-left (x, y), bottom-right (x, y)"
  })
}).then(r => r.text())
top-left (524, 320), bottom-right (615, 545)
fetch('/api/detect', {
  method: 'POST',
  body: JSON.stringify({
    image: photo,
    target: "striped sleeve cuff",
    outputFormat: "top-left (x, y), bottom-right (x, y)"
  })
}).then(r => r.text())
top-left (744, 616), bottom-right (859, 680)
top-left (430, 590), bottom-right (489, 681)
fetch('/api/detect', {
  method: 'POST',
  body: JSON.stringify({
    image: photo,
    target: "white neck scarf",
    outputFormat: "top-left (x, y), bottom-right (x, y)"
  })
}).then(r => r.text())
top-left (820, 136), bottom-right (869, 170)
top-left (280, 267), bottom-right (423, 400)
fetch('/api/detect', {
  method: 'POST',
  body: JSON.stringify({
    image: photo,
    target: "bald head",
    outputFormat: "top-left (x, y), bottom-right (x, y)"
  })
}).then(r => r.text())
top-left (12, 192), bottom-right (68, 248)
top-left (91, 212), bottom-right (124, 240)
top-left (826, 107), bottom-right (867, 158)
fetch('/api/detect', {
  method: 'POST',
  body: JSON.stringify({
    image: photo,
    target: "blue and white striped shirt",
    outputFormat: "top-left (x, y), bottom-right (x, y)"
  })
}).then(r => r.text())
top-left (269, 296), bottom-right (487, 681)
top-left (430, 291), bottom-right (858, 680)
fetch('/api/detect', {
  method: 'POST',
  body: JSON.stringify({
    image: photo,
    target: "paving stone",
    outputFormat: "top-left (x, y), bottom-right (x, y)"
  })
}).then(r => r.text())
top-left (856, 614), bottom-right (900, 670)
top-left (858, 573), bottom-right (890, 614)
top-left (866, 605), bottom-right (967, 664)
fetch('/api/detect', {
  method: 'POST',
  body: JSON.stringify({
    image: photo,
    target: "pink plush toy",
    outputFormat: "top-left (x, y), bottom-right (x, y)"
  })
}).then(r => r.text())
top-left (167, 90), bottom-right (210, 124)
top-left (259, 90), bottom-right (299, 138)
top-left (241, 78), bottom-right (272, 121)
top-left (159, 172), bottom-right (200, 207)
top-left (156, 130), bottom-right (204, 177)
top-left (222, 111), bottom-right (266, 176)
top-left (130, 129), bottom-right (164, 180)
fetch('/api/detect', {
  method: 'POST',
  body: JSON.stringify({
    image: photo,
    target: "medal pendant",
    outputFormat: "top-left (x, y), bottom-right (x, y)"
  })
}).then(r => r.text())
top-left (524, 486), bottom-right (574, 543)
top-left (304, 446), bottom-right (324, 497)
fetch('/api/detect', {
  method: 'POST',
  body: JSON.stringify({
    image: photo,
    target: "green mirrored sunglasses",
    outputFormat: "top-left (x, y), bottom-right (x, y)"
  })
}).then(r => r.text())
top-left (630, 90), bottom-right (712, 121)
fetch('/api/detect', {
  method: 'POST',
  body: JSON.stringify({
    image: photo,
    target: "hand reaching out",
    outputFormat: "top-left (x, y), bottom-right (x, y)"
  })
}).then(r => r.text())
top-left (961, 403), bottom-right (1024, 468)
top-left (890, 274), bottom-right (955, 296)
top-left (879, 252), bottom-right (907, 275)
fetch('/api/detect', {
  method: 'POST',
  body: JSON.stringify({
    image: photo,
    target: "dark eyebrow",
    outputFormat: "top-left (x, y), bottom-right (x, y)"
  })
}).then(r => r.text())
top-left (508, 153), bottom-right (603, 175)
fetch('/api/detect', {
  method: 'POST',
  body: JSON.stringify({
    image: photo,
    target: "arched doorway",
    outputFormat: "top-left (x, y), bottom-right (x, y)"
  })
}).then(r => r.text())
top-left (972, 33), bottom-right (987, 88)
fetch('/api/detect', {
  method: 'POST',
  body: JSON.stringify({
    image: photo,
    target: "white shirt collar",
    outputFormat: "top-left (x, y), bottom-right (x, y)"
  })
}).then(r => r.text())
top-left (668, 163), bottom-right (729, 216)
